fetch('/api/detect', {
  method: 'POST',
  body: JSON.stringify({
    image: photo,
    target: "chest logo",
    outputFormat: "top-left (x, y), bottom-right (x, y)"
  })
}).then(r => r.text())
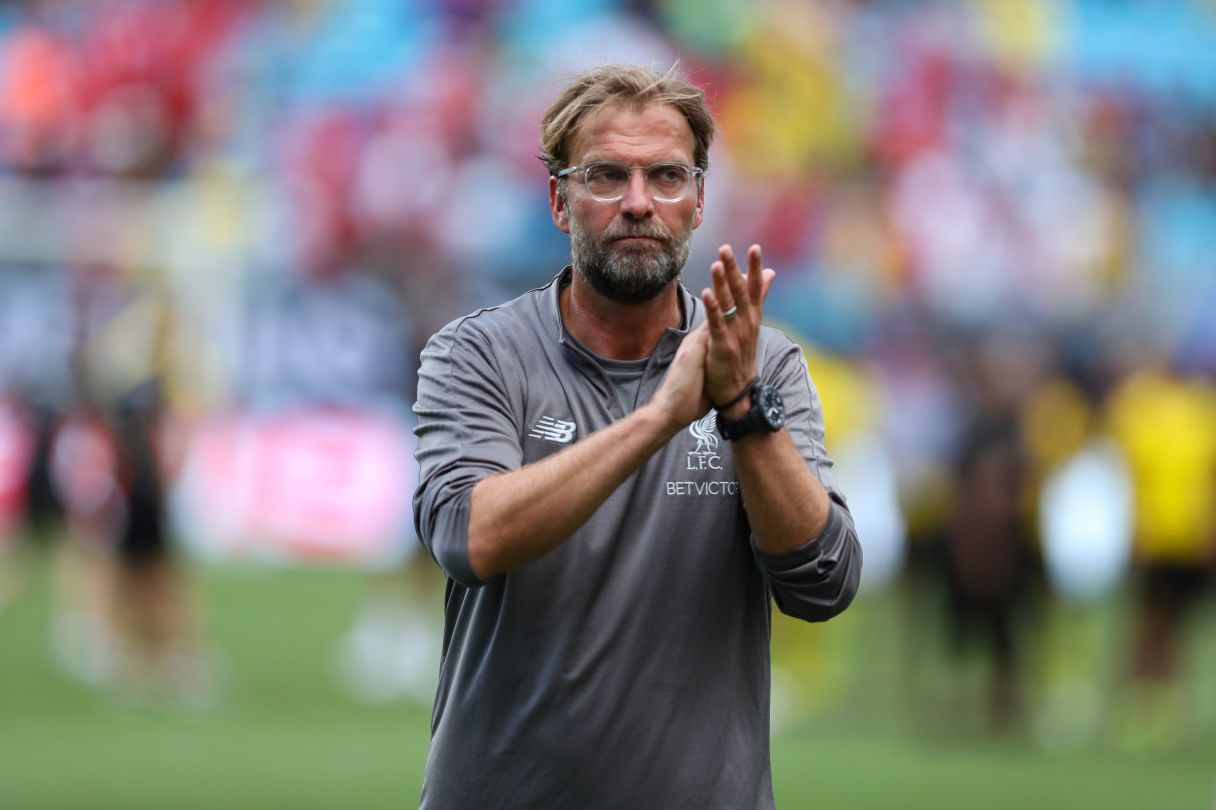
top-left (687, 411), bottom-right (722, 469)
top-left (529, 415), bottom-right (576, 444)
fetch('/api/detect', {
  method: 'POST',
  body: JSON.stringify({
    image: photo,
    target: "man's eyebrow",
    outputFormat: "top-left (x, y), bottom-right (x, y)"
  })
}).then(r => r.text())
top-left (578, 155), bottom-right (688, 166)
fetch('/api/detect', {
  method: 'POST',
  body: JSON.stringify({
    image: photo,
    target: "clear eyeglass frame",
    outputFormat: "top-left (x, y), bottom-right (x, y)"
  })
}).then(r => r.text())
top-left (555, 161), bottom-right (704, 204)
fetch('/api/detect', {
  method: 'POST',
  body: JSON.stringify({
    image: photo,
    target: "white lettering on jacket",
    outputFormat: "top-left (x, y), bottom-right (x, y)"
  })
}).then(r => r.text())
top-left (666, 480), bottom-right (740, 497)
top-left (665, 412), bottom-right (738, 496)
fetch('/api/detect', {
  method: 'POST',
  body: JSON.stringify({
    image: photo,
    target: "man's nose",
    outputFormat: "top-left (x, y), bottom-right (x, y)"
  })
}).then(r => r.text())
top-left (618, 170), bottom-right (654, 219)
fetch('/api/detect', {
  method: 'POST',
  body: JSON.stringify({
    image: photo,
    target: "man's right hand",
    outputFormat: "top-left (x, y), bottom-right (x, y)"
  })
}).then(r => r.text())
top-left (649, 323), bottom-right (711, 434)
top-left (466, 322), bottom-right (712, 581)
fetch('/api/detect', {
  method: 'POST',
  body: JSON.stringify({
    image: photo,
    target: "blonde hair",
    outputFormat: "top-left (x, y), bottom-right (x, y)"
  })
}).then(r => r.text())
top-left (538, 64), bottom-right (715, 177)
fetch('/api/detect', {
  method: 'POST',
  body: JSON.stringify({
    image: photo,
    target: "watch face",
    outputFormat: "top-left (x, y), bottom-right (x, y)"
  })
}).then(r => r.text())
top-left (757, 385), bottom-right (785, 430)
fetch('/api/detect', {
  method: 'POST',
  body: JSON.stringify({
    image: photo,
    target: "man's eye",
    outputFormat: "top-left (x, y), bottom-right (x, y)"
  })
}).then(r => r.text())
top-left (587, 165), bottom-right (628, 184)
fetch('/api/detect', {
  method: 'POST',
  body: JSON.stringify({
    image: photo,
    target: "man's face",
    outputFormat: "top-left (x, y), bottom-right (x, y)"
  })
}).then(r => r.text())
top-left (550, 102), bottom-right (704, 304)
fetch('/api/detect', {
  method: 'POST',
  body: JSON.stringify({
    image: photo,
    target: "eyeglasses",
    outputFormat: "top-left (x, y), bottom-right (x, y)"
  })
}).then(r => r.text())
top-left (555, 161), bottom-right (704, 204)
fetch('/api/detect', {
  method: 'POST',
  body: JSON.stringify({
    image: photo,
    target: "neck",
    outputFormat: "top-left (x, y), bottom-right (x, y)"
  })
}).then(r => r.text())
top-left (561, 273), bottom-right (683, 360)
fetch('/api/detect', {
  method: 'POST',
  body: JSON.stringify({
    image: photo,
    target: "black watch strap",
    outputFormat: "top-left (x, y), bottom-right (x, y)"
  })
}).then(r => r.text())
top-left (716, 382), bottom-right (785, 441)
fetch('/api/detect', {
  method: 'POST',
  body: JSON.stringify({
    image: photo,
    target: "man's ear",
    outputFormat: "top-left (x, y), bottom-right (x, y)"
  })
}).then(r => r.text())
top-left (549, 176), bottom-right (570, 234)
top-left (691, 177), bottom-right (705, 230)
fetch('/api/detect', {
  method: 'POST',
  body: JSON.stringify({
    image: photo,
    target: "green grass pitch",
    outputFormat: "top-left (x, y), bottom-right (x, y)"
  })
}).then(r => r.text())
top-left (1, 551), bottom-right (1213, 809)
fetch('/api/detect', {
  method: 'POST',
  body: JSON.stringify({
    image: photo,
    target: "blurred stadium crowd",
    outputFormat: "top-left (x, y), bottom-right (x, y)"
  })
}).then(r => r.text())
top-left (0, 0), bottom-right (1214, 748)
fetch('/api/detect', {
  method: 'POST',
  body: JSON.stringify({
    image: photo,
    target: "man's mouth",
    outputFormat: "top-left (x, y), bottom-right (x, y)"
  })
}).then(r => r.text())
top-left (611, 234), bottom-right (666, 246)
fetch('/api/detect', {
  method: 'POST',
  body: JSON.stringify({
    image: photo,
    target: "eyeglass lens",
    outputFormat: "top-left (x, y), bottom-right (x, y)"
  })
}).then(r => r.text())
top-left (584, 163), bottom-right (693, 201)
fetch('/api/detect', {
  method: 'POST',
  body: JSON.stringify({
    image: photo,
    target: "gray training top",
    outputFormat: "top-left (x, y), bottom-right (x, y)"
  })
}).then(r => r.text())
top-left (413, 269), bottom-right (863, 809)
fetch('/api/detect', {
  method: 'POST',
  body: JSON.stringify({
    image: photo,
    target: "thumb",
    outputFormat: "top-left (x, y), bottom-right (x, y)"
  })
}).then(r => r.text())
top-left (760, 268), bottom-right (776, 301)
top-left (687, 323), bottom-right (709, 358)
top-left (674, 322), bottom-right (709, 364)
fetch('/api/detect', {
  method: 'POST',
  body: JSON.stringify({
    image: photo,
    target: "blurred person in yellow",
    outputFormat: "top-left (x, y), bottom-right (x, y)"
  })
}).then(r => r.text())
top-left (1105, 362), bottom-right (1216, 749)
top-left (411, 64), bottom-right (862, 808)
top-left (1025, 366), bottom-right (1141, 751)
top-left (69, 287), bottom-right (216, 709)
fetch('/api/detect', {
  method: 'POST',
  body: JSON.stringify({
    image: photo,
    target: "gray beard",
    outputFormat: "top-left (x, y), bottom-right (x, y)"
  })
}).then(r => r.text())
top-left (569, 218), bottom-right (691, 304)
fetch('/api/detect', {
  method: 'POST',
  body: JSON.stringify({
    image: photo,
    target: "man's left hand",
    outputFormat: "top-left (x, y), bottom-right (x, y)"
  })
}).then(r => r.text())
top-left (701, 243), bottom-right (775, 415)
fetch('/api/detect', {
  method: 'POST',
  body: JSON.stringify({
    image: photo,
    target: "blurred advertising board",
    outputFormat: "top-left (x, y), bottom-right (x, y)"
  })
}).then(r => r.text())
top-left (0, 400), bottom-right (33, 542)
top-left (170, 407), bottom-right (417, 570)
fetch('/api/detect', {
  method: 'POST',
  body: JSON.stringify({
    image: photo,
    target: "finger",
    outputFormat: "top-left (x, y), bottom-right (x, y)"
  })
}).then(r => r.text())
top-left (747, 245), bottom-right (764, 304)
top-left (676, 320), bottom-right (709, 361)
top-left (719, 244), bottom-right (749, 318)
top-left (748, 267), bottom-right (775, 327)
top-left (710, 260), bottom-right (735, 319)
top-left (686, 320), bottom-right (710, 354)
top-left (701, 286), bottom-right (729, 335)
top-left (760, 267), bottom-right (776, 301)
top-left (702, 284), bottom-right (740, 345)
top-left (718, 243), bottom-right (740, 278)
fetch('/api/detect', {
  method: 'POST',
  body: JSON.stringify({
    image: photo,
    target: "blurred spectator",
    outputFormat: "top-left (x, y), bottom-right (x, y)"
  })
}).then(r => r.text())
top-left (1105, 361), bottom-right (1216, 750)
top-left (940, 328), bottom-right (1041, 732)
top-left (0, 0), bottom-right (1213, 746)
top-left (59, 282), bottom-right (218, 707)
top-left (1030, 370), bottom-right (1134, 751)
top-left (106, 372), bottom-right (216, 706)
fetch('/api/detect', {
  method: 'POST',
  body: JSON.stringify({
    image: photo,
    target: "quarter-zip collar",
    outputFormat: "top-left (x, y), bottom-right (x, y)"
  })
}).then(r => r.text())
top-left (546, 266), bottom-right (704, 368)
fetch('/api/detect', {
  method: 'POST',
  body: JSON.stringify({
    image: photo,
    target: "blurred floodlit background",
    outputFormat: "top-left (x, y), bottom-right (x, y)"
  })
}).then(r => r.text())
top-left (0, 0), bottom-right (1214, 808)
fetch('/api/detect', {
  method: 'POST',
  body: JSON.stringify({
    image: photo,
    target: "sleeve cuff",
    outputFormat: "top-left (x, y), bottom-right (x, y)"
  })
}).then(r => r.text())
top-left (755, 499), bottom-right (863, 622)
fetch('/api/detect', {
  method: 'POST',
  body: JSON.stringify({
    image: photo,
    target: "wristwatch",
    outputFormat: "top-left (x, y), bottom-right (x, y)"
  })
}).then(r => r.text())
top-left (716, 381), bottom-right (785, 441)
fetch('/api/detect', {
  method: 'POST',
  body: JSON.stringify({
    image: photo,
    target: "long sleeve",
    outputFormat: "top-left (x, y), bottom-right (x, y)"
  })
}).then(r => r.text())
top-left (412, 317), bottom-right (523, 588)
top-left (750, 334), bottom-right (863, 620)
top-left (757, 499), bottom-right (862, 621)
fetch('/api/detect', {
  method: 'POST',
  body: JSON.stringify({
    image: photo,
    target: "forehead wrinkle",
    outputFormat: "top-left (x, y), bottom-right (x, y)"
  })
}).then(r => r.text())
top-left (571, 103), bottom-right (694, 168)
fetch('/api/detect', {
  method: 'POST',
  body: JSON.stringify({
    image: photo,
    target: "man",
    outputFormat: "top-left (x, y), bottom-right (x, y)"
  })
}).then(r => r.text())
top-left (413, 64), bottom-right (862, 808)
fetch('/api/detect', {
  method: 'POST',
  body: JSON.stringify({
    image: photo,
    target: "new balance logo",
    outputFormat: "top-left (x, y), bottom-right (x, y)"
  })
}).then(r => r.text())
top-left (529, 415), bottom-right (576, 444)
